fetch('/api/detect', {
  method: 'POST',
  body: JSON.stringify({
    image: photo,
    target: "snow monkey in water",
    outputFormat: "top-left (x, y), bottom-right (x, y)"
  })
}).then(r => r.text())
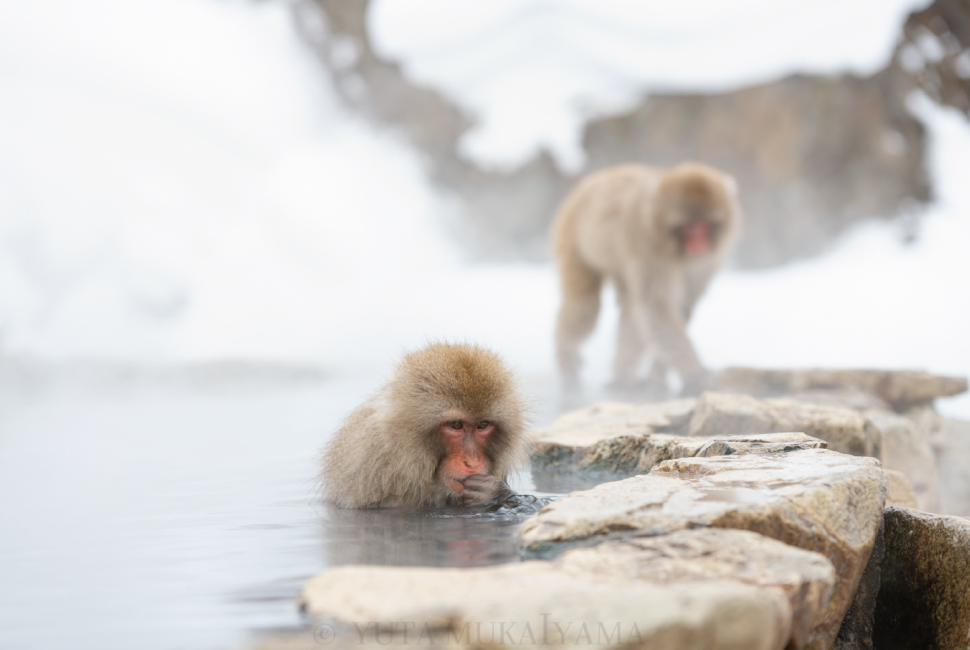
top-left (552, 162), bottom-right (741, 400)
top-left (321, 343), bottom-right (530, 508)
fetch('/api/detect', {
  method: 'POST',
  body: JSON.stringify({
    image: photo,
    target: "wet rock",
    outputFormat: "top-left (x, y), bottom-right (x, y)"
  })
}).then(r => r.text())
top-left (873, 507), bottom-right (970, 650)
top-left (834, 517), bottom-right (885, 650)
top-left (520, 449), bottom-right (887, 650)
top-left (532, 401), bottom-right (826, 475)
top-left (937, 417), bottom-right (970, 517)
top-left (558, 529), bottom-right (836, 650)
top-left (301, 561), bottom-right (793, 650)
top-left (539, 399), bottom-right (695, 437)
top-left (711, 368), bottom-right (967, 412)
top-left (531, 431), bottom-right (705, 474)
top-left (685, 393), bottom-right (941, 511)
top-left (867, 413), bottom-right (940, 512)
top-left (883, 470), bottom-right (919, 509)
top-left (688, 392), bottom-right (874, 457)
top-left (531, 400), bottom-right (700, 473)
top-left (533, 392), bottom-right (939, 517)
top-left (694, 431), bottom-right (828, 457)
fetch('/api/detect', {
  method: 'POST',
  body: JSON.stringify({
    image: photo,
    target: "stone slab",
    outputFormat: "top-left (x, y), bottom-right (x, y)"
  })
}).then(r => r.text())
top-left (557, 529), bottom-right (836, 650)
top-left (531, 400), bottom-right (700, 473)
top-left (866, 412), bottom-right (940, 512)
top-left (883, 469), bottom-right (918, 509)
top-left (694, 432), bottom-right (828, 457)
top-left (833, 517), bottom-right (885, 650)
top-left (688, 392), bottom-right (873, 457)
top-left (922, 415), bottom-right (970, 516)
top-left (301, 561), bottom-right (792, 650)
top-left (712, 367), bottom-right (967, 411)
top-left (532, 399), bottom-right (829, 475)
top-left (520, 449), bottom-right (887, 650)
top-left (873, 507), bottom-right (970, 650)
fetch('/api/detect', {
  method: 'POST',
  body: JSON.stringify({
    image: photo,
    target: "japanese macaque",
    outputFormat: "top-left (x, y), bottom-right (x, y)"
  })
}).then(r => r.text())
top-left (552, 162), bottom-right (740, 400)
top-left (321, 343), bottom-right (530, 508)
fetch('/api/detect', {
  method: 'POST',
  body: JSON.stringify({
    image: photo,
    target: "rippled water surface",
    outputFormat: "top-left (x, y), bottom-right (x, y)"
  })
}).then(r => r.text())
top-left (0, 368), bottom-right (585, 650)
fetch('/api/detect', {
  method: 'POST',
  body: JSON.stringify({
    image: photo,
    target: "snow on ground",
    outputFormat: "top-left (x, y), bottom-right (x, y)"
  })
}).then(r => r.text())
top-left (371, 0), bottom-right (930, 171)
top-left (0, 0), bottom-right (966, 419)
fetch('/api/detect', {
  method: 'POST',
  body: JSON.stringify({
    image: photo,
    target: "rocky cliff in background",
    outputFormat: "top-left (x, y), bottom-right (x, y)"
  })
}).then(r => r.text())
top-left (293, 0), bottom-right (571, 261)
top-left (582, 72), bottom-right (927, 267)
top-left (292, 0), bottom-right (970, 267)
top-left (897, 0), bottom-right (970, 117)
top-left (531, 368), bottom-right (969, 516)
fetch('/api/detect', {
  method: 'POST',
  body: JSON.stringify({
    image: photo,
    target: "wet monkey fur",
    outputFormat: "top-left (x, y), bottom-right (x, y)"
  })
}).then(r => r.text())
top-left (321, 343), bottom-right (529, 508)
top-left (552, 162), bottom-right (741, 399)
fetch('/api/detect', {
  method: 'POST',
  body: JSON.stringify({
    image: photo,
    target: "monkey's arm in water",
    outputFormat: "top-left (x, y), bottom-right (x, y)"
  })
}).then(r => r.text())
top-left (461, 474), bottom-right (515, 506)
top-left (461, 474), bottom-right (551, 513)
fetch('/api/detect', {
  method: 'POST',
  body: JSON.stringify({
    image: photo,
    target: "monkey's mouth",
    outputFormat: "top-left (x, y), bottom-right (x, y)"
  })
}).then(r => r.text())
top-left (448, 476), bottom-right (468, 492)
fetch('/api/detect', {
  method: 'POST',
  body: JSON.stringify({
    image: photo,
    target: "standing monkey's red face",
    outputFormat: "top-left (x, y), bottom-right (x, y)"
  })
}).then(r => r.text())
top-left (438, 411), bottom-right (494, 494)
top-left (658, 171), bottom-right (734, 259)
top-left (679, 221), bottom-right (713, 255)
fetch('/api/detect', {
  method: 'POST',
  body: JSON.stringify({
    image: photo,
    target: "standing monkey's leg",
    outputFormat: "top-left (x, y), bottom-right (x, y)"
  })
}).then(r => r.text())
top-left (612, 280), bottom-right (647, 387)
top-left (554, 260), bottom-right (602, 398)
top-left (643, 296), bottom-right (706, 395)
top-left (642, 358), bottom-right (672, 400)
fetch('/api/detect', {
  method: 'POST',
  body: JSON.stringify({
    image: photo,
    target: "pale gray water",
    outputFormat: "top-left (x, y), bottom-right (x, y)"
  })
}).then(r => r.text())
top-left (0, 363), bottom-right (580, 650)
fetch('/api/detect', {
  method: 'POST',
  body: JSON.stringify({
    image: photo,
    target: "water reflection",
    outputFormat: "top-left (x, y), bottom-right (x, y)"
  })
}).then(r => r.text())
top-left (0, 365), bottom-right (613, 650)
top-left (317, 500), bottom-right (547, 568)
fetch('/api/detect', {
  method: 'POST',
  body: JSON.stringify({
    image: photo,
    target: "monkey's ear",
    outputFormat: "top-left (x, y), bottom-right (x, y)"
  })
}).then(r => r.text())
top-left (722, 174), bottom-right (739, 198)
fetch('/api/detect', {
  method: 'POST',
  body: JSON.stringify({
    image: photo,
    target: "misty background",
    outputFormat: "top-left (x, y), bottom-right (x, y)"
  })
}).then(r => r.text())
top-left (1, 0), bottom-right (967, 406)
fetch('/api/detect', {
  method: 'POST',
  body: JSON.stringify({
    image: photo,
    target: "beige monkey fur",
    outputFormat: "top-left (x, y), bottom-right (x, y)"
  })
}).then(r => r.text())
top-left (552, 162), bottom-right (740, 396)
top-left (321, 343), bottom-right (529, 508)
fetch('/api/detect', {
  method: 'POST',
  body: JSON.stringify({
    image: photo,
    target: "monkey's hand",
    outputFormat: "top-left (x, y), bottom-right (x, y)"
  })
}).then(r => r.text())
top-left (461, 474), bottom-right (515, 506)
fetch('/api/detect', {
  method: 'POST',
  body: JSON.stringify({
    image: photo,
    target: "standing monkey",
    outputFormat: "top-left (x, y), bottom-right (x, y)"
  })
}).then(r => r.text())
top-left (552, 162), bottom-right (740, 400)
top-left (321, 343), bottom-right (530, 508)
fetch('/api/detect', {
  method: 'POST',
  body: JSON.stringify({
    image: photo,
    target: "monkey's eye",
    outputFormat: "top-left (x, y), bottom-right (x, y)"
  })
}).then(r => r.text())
top-left (477, 421), bottom-right (490, 429)
top-left (450, 420), bottom-right (463, 430)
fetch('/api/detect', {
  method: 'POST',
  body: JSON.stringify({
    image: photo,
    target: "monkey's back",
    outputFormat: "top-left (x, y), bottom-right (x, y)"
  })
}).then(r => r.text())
top-left (552, 164), bottom-right (662, 278)
top-left (321, 399), bottom-right (387, 508)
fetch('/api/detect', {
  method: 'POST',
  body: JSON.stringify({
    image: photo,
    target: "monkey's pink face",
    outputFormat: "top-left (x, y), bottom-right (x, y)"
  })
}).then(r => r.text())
top-left (438, 413), bottom-right (494, 494)
top-left (675, 220), bottom-right (717, 255)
